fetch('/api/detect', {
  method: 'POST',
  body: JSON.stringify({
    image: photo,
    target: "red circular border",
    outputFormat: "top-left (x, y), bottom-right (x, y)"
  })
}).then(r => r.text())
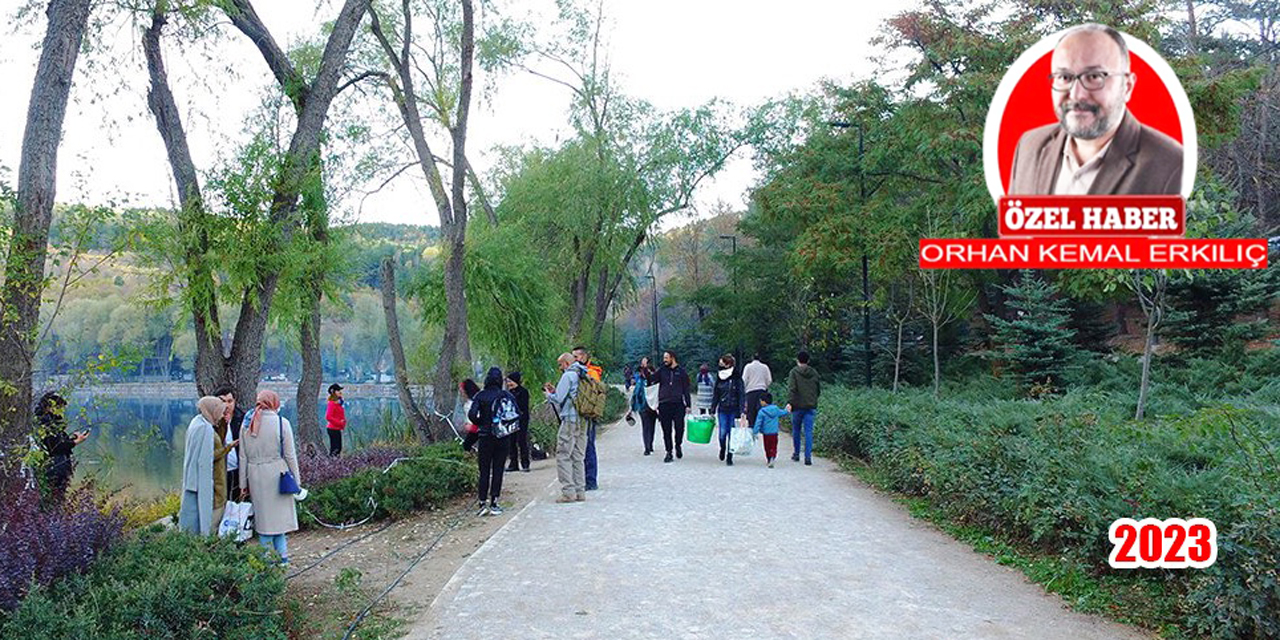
top-left (997, 52), bottom-right (1183, 193)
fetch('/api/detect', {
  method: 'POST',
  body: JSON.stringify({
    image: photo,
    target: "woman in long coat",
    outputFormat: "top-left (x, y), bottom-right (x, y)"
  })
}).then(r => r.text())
top-left (239, 390), bottom-right (301, 565)
top-left (178, 396), bottom-right (225, 535)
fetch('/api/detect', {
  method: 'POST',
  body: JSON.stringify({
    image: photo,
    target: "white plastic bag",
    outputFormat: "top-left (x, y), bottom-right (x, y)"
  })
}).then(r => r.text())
top-left (729, 424), bottom-right (755, 456)
top-left (218, 501), bottom-right (255, 542)
top-left (645, 384), bottom-right (660, 411)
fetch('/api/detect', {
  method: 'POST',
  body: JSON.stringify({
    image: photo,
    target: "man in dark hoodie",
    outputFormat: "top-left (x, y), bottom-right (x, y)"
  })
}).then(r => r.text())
top-left (785, 351), bottom-right (821, 466)
top-left (468, 367), bottom-right (519, 515)
top-left (650, 349), bottom-right (692, 463)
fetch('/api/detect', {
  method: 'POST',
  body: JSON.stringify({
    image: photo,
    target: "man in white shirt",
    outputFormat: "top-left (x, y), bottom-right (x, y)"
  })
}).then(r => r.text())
top-left (741, 353), bottom-right (772, 430)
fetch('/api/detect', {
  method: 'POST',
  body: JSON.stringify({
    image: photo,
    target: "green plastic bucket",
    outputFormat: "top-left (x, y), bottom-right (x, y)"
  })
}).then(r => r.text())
top-left (686, 416), bottom-right (715, 444)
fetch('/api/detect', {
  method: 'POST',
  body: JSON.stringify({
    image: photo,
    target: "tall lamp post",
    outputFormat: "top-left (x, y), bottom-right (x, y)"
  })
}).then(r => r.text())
top-left (719, 234), bottom-right (739, 362)
top-left (645, 272), bottom-right (659, 358)
top-left (828, 120), bottom-right (873, 388)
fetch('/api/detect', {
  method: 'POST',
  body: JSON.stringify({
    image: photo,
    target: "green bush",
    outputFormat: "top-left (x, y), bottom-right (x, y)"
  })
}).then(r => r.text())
top-left (301, 443), bottom-right (476, 527)
top-left (814, 384), bottom-right (1280, 634)
top-left (0, 527), bottom-right (286, 638)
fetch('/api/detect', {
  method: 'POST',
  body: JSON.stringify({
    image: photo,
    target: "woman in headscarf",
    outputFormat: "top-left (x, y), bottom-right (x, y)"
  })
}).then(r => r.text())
top-left (178, 396), bottom-right (225, 535)
top-left (211, 402), bottom-right (239, 534)
top-left (239, 390), bottom-right (301, 565)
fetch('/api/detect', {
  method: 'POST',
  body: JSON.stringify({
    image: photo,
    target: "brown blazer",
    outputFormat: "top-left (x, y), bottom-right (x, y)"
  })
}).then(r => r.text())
top-left (1008, 110), bottom-right (1183, 195)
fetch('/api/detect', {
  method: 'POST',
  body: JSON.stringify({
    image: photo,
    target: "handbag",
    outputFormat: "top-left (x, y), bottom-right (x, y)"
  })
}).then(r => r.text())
top-left (277, 416), bottom-right (301, 495)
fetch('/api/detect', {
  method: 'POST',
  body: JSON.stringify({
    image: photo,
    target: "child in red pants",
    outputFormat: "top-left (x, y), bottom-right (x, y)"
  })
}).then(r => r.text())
top-left (752, 392), bottom-right (788, 468)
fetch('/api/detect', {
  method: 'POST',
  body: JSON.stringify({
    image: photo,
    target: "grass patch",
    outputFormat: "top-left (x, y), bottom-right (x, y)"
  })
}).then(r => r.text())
top-left (284, 568), bottom-right (406, 640)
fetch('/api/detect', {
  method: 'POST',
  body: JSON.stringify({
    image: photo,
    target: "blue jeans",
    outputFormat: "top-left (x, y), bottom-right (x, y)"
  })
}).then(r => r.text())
top-left (791, 408), bottom-right (816, 460)
top-left (259, 533), bottom-right (289, 563)
top-left (584, 421), bottom-right (597, 490)
top-left (717, 412), bottom-right (737, 451)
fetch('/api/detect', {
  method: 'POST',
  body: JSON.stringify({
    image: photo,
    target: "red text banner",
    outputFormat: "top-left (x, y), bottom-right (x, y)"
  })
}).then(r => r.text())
top-left (998, 196), bottom-right (1185, 238)
top-left (919, 238), bottom-right (1269, 269)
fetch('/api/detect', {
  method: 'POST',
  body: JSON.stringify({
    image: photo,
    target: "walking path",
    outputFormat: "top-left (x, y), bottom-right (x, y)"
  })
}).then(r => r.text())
top-left (415, 416), bottom-right (1145, 639)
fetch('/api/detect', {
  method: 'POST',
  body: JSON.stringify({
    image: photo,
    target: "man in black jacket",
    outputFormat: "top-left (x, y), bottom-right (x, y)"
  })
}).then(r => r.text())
top-left (504, 371), bottom-right (531, 472)
top-left (213, 386), bottom-right (246, 502)
top-left (650, 350), bottom-right (692, 463)
top-left (467, 367), bottom-right (519, 515)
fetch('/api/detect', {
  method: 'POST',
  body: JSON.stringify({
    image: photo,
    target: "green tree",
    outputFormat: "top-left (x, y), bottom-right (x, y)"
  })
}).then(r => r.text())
top-left (985, 271), bottom-right (1079, 394)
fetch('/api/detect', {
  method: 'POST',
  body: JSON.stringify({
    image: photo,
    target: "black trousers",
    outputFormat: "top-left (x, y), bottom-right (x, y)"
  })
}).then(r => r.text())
top-left (328, 429), bottom-right (343, 456)
top-left (745, 390), bottom-right (766, 429)
top-left (658, 403), bottom-right (685, 453)
top-left (226, 468), bottom-right (241, 503)
top-left (477, 436), bottom-right (511, 502)
top-left (508, 423), bottom-right (530, 470)
top-left (640, 407), bottom-right (658, 453)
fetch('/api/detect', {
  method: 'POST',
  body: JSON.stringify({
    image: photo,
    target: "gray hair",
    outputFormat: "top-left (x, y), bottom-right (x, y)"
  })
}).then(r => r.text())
top-left (557, 352), bottom-right (575, 365)
top-left (1059, 23), bottom-right (1130, 71)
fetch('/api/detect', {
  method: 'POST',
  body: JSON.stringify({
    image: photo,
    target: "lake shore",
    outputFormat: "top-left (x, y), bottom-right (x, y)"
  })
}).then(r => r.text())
top-left (72, 381), bottom-right (432, 400)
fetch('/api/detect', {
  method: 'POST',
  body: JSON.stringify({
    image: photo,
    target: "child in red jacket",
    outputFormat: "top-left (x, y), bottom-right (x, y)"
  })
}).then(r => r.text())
top-left (325, 383), bottom-right (346, 456)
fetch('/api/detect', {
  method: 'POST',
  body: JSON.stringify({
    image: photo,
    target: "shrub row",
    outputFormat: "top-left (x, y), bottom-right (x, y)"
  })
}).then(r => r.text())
top-left (300, 442), bottom-right (476, 527)
top-left (814, 385), bottom-right (1280, 637)
top-left (0, 527), bottom-right (286, 638)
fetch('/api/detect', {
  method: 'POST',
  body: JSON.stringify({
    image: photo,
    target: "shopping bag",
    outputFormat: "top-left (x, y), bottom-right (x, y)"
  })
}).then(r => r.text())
top-left (218, 501), bottom-right (254, 542)
top-left (645, 384), bottom-right (660, 411)
top-left (729, 424), bottom-right (755, 456)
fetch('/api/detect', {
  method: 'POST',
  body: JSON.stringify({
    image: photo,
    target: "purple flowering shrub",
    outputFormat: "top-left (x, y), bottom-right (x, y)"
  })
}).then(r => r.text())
top-left (297, 446), bottom-right (410, 487)
top-left (0, 473), bottom-right (123, 611)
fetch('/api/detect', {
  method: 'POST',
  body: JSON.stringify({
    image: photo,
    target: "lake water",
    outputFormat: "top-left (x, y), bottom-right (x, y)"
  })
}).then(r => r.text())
top-left (66, 395), bottom-right (410, 499)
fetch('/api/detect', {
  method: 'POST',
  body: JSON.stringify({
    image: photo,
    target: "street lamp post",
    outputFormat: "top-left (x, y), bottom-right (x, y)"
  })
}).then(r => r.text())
top-left (645, 272), bottom-right (659, 358)
top-left (719, 234), bottom-right (739, 362)
top-left (828, 120), bottom-right (874, 388)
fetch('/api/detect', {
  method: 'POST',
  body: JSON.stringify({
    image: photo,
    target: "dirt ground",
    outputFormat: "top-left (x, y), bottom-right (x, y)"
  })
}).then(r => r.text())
top-left (284, 453), bottom-right (560, 638)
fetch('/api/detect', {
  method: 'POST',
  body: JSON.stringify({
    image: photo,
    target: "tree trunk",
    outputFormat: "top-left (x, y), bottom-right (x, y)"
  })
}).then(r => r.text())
top-left (1136, 317), bottom-right (1155, 420)
top-left (380, 256), bottom-right (434, 441)
top-left (0, 0), bottom-right (94, 444)
top-left (432, 236), bottom-right (471, 440)
top-left (295, 284), bottom-right (324, 447)
top-left (893, 319), bottom-right (904, 393)
top-left (931, 318), bottom-right (941, 398)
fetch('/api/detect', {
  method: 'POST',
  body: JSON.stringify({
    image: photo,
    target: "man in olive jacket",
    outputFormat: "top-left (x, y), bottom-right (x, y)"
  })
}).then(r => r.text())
top-left (785, 351), bottom-right (821, 465)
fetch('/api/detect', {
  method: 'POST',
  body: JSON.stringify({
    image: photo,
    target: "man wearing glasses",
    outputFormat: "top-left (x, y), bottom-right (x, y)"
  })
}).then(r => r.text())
top-left (1008, 23), bottom-right (1183, 196)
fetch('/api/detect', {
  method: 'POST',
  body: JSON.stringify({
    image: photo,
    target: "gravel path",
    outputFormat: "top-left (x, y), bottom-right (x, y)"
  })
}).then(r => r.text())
top-left (417, 416), bottom-right (1145, 639)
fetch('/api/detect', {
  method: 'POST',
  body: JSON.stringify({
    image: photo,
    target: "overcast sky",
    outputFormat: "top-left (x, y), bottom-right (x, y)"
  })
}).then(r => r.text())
top-left (0, 0), bottom-right (913, 227)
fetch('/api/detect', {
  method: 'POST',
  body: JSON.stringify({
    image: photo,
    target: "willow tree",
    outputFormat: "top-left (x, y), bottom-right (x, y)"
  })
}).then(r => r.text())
top-left (142, 0), bottom-right (367, 418)
top-left (0, 0), bottom-right (94, 445)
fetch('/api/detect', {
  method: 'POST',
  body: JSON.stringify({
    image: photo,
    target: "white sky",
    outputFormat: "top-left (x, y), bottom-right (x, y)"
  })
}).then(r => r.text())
top-left (0, 0), bottom-right (913, 227)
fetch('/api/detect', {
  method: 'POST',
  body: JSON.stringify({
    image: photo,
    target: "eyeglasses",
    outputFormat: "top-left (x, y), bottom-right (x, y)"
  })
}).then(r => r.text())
top-left (1049, 70), bottom-right (1126, 92)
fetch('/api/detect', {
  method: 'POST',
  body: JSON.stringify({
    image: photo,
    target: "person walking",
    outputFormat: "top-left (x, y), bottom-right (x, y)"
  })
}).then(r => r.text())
top-left (742, 353), bottom-right (773, 430)
top-left (752, 392), bottom-right (788, 468)
top-left (572, 346), bottom-right (601, 491)
top-left (695, 364), bottom-right (714, 415)
top-left (710, 355), bottom-right (746, 466)
top-left (325, 384), bottom-right (346, 457)
top-left (239, 390), bottom-right (301, 565)
top-left (785, 351), bottom-right (822, 466)
top-left (623, 364), bottom-right (634, 393)
top-left (211, 401), bottom-right (239, 533)
top-left (505, 371), bottom-right (532, 473)
top-left (213, 386), bottom-right (245, 502)
top-left (33, 392), bottom-right (87, 501)
top-left (630, 364), bottom-right (654, 455)
top-left (545, 353), bottom-right (589, 503)
top-left (652, 350), bottom-right (692, 463)
top-left (469, 367), bottom-right (519, 515)
top-left (178, 396), bottom-right (225, 535)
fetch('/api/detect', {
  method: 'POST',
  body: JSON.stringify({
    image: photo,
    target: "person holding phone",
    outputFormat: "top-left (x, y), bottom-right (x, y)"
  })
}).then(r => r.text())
top-left (34, 392), bottom-right (86, 501)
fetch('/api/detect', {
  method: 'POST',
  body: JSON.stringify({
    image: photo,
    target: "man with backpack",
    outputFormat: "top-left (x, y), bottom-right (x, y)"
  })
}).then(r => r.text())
top-left (573, 346), bottom-right (603, 491)
top-left (468, 367), bottom-right (521, 515)
top-left (545, 353), bottom-right (604, 503)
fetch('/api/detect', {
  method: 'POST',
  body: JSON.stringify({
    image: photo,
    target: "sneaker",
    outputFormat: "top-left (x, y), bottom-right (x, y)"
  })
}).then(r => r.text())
top-left (675, 444), bottom-right (683, 459)
top-left (791, 453), bottom-right (800, 462)
top-left (575, 494), bottom-right (586, 502)
top-left (726, 456), bottom-right (733, 466)
top-left (476, 501), bottom-right (490, 516)
top-left (644, 449), bottom-right (652, 456)
top-left (521, 467), bottom-right (531, 472)
top-left (488, 502), bottom-right (504, 515)
top-left (505, 466), bottom-right (518, 472)
top-left (664, 452), bottom-right (673, 463)
top-left (768, 459), bottom-right (775, 468)
top-left (805, 458), bottom-right (812, 466)
top-left (555, 495), bottom-right (576, 504)
top-left (718, 446), bottom-right (725, 461)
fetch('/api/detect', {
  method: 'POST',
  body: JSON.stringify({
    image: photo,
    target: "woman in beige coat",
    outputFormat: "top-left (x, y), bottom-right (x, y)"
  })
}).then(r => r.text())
top-left (239, 390), bottom-right (301, 565)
